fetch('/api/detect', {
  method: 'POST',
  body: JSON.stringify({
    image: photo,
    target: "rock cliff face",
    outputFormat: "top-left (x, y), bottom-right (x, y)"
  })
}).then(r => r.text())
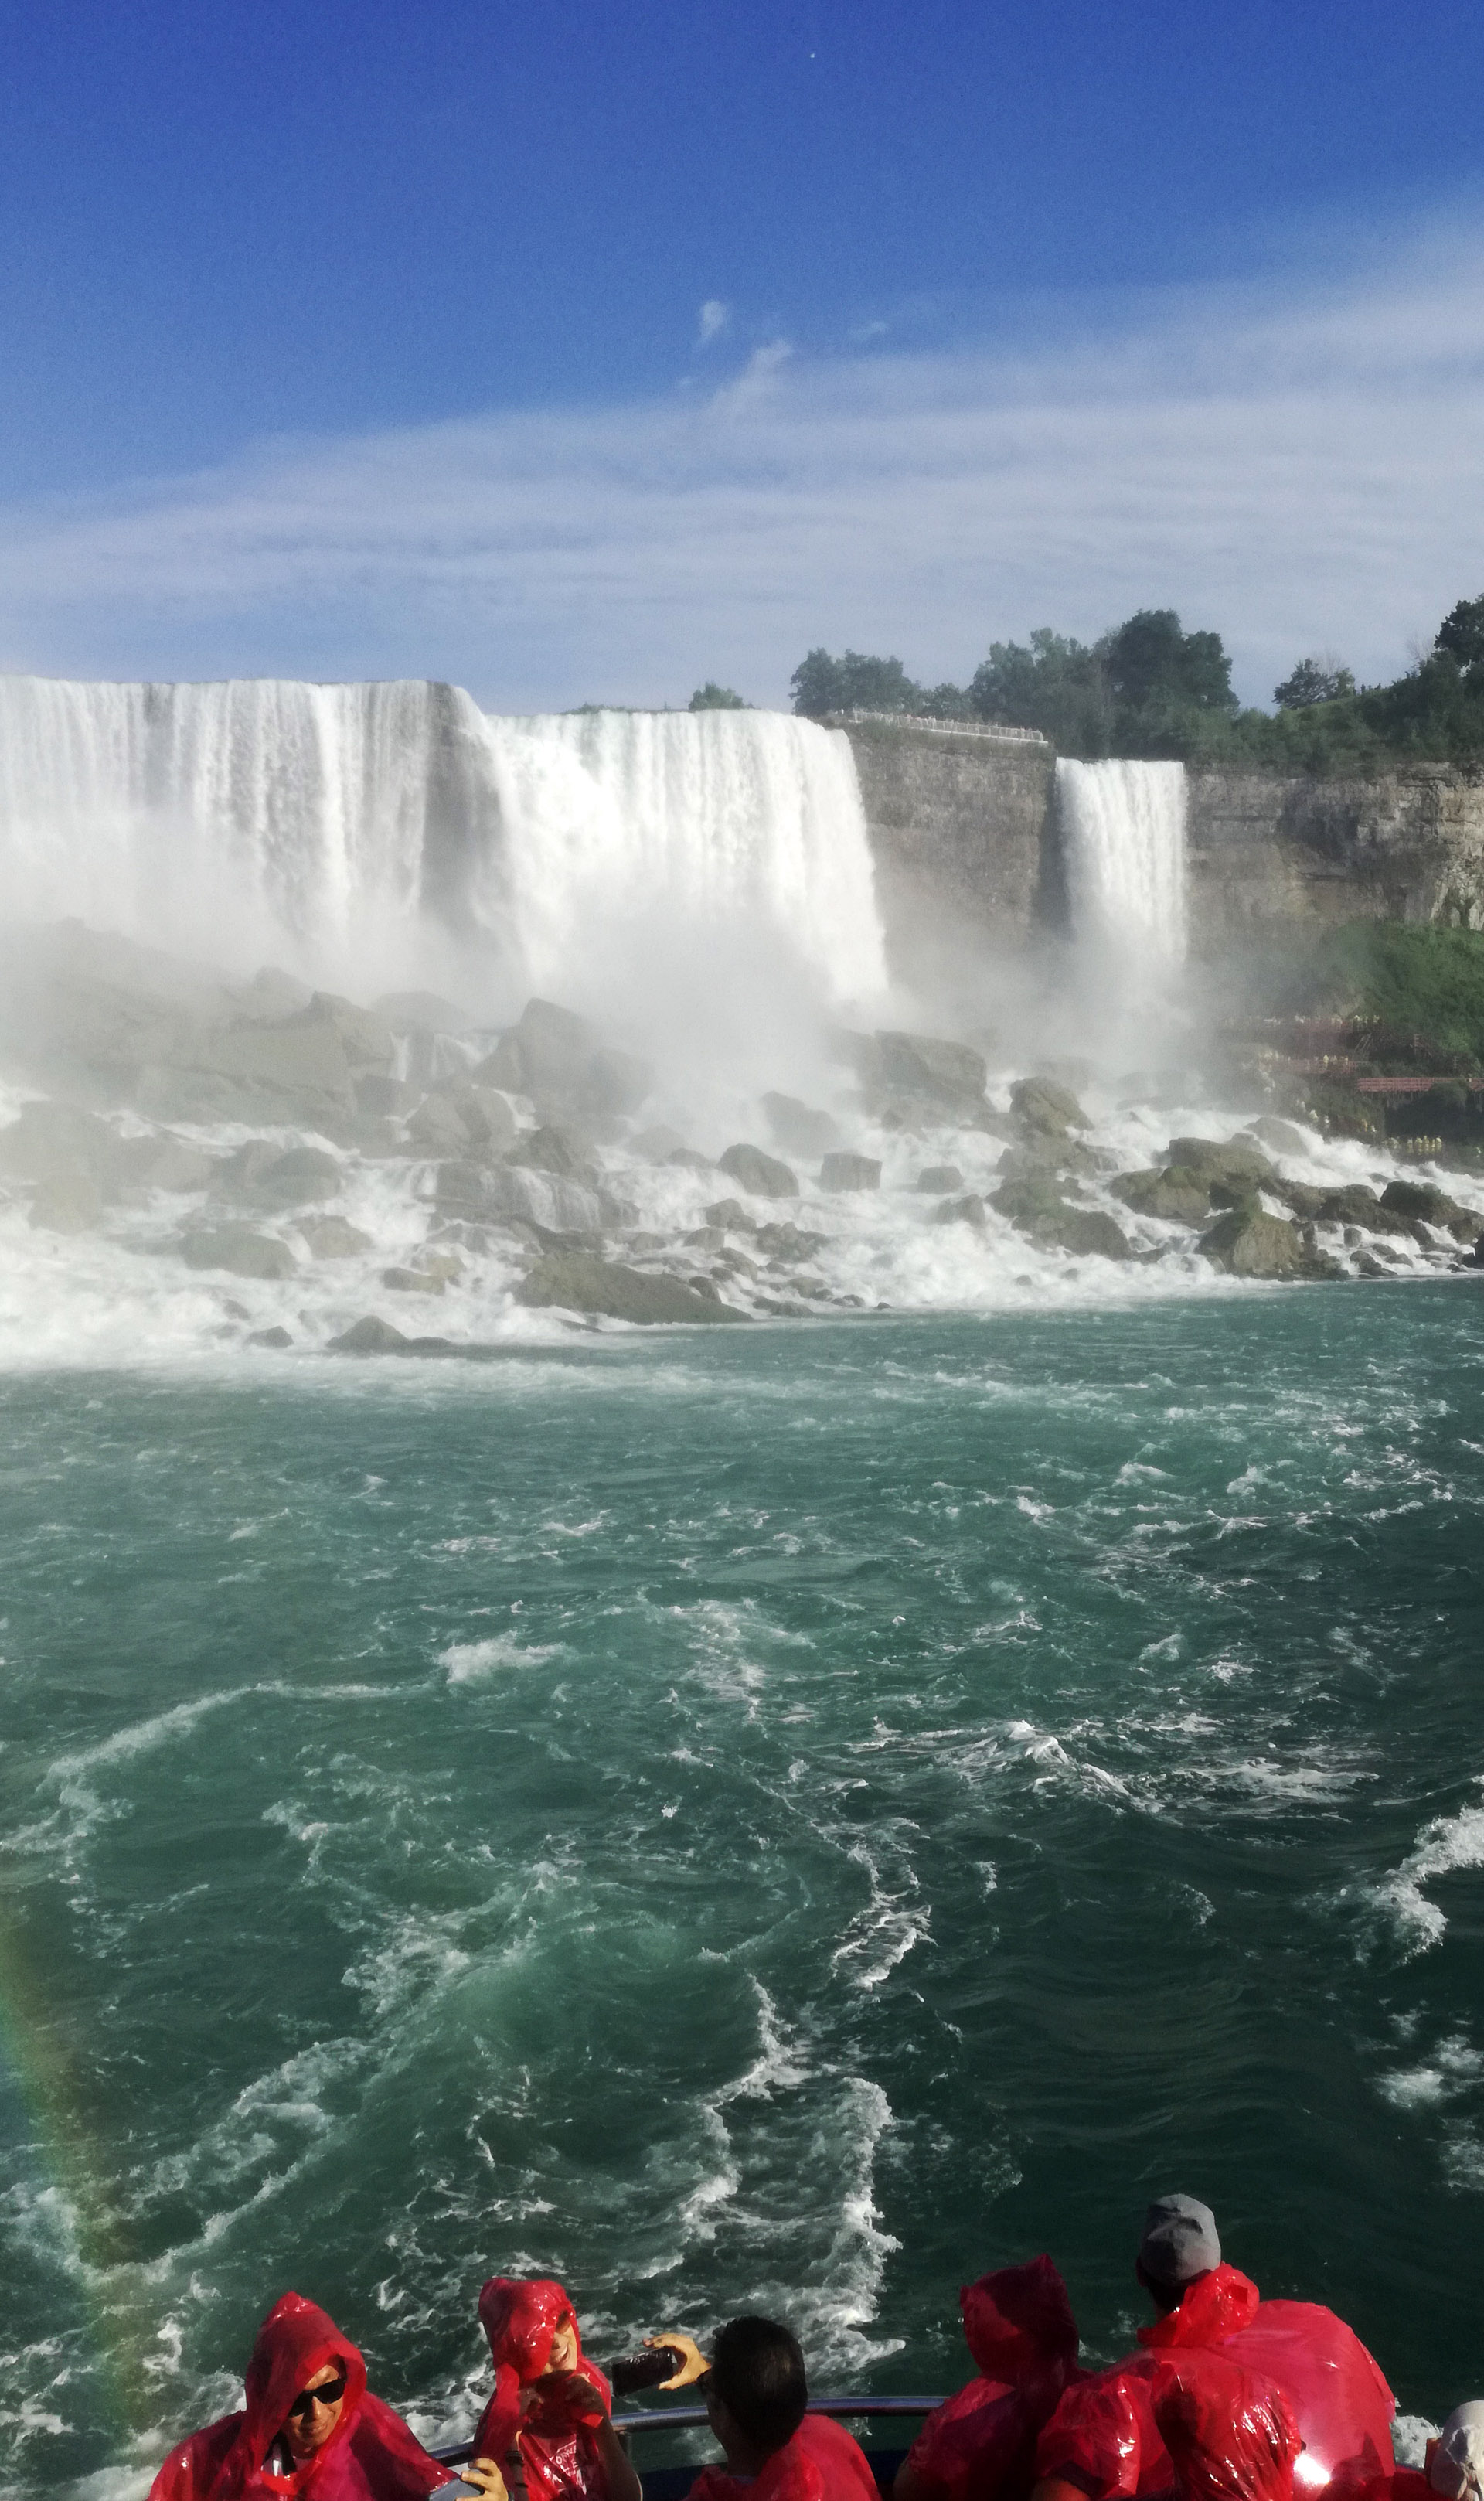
top-left (1186, 765), bottom-right (1484, 940)
top-left (842, 721), bottom-right (1057, 978)
top-left (845, 721), bottom-right (1484, 960)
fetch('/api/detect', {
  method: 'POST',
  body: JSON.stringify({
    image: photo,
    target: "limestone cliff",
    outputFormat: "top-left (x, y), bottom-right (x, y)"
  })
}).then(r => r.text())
top-left (844, 719), bottom-right (1484, 962)
top-left (842, 720), bottom-right (1057, 979)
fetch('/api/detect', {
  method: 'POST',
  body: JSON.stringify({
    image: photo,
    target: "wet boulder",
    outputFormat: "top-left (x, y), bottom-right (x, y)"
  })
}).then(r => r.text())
top-left (819, 1152), bottom-right (880, 1192)
top-left (508, 1122), bottom-right (601, 1181)
top-left (356, 1072), bottom-right (419, 1118)
top-left (118, 1136), bottom-right (217, 1194)
top-left (1114, 1167), bottom-right (1213, 1225)
top-left (252, 1146), bottom-right (342, 1207)
top-left (719, 1143), bottom-right (799, 1198)
top-left (382, 1265), bottom-right (446, 1295)
top-left (406, 1093), bottom-right (472, 1155)
top-left (179, 1225), bottom-right (298, 1280)
top-left (631, 1124), bottom-right (687, 1161)
top-left (327, 1314), bottom-right (458, 1354)
top-left (917, 1164), bottom-right (963, 1192)
top-left (293, 990), bottom-right (397, 1073)
top-left (299, 1214), bottom-right (373, 1259)
top-left (138, 1015), bottom-right (358, 1129)
top-left (1244, 1116), bottom-right (1313, 1157)
top-left (875, 1031), bottom-right (989, 1119)
top-left (0, 1100), bottom-right (121, 1192)
top-left (1009, 1076), bottom-right (1088, 1139)
top-left (29, 1170), bottom-right (107, 1232)
top-left (994, 1170), bottom-right (1132, 1260)
top-left (476, 997), bottom-right (652, 1119)
top-left (1379, 1178), bottom-right (1479, 1240)
top-left (514, 1250), bottom-right (747, 1324)
top-left (932, 1193), bottom-right (987, 1227)
top-left (703, 1198), bottom-right (757, 1232)
top-left (434, 1159), bottom-right (604, 1235)
top-left (1163, 1135), bottom-right (1278, 1201)
top-left (754, 1221), bottom-right (828, 1259)
top-left (764, 1092), bottom-right (840, 1156)
top-left (1198, 1208), bottom-right (1305, 1277)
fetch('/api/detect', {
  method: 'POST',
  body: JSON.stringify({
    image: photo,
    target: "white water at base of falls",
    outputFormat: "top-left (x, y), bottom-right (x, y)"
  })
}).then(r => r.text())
top-left (0, 678), bottom-right (887, 1012)
top-left (1056, 757), bottom-right (1187, 965)
top-left (483, 707), bottom-right (887, 1008)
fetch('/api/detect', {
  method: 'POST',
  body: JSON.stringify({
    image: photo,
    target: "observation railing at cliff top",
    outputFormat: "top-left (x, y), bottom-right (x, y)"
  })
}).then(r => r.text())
top-left (826, 710), bottom-right (1050, 745)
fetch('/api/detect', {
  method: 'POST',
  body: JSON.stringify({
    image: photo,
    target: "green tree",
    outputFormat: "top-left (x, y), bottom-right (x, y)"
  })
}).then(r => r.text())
top-left (969, 629), bottom-right (1111, 753)
top-left (1100, 608), bottom-right (1238, 752)
top-left (1274, 656), bottom-right (1356, 708)
top-left (688, 683), bottom-right (748, 710)
top-left (1436, 596), bottom-right (1484, 679)
top-left (790, 649), bottom-right (921, 717)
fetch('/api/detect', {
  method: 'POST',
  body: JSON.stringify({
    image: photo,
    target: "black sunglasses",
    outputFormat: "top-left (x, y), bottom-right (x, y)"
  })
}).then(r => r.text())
top-left (288, 2370), bottom-right (349, 2421)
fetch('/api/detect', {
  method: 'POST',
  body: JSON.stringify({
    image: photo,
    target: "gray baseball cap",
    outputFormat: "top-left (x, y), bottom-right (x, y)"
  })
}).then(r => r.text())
top-left (1139, 2194), bottom-right (1221, 2285)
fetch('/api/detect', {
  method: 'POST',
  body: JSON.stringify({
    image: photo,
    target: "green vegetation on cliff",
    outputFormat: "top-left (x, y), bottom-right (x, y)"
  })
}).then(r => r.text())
top-left (1267, 923), bottom-right (1484, 1068)
top-left (794, 593), bottom-right (1484, 772)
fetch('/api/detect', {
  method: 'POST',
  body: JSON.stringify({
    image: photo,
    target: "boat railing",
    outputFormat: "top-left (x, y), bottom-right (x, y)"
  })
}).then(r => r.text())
top-left (430, 2394), bottom-right (945, 2469)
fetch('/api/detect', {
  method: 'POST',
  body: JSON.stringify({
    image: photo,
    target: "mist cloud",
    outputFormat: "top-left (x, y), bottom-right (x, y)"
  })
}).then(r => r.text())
top-left (2, 222), bottom-right (1482, 710)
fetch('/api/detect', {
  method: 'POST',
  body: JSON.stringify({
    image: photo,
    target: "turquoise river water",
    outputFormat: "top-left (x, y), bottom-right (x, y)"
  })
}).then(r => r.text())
top-left (4, 1287), bottom-right (1484, 2496)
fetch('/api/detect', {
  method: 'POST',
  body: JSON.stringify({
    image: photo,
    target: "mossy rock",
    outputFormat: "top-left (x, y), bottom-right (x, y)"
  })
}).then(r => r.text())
top-left (1379, 1179), bottom-right (1479, 1240)
top-left (1199, 1209), bottom-right (1305, 1277)
top-left (1165, 1136), bottom-right (1278, 1197)
top-left (994, 1171), bottom-right (1131, 1259)
top-left (514, 1250), bottom-right (747, 1324)
top-left (1114, 1166), bottom-right (1212, 1224)
top-left (1009, 1076), bottom-right (1087, 1138)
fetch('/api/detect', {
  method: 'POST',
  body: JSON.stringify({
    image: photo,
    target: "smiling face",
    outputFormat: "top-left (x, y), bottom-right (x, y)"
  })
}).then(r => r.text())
top-left (282, 2361), bottom-right (349, 2462)
top-left (542, 2316), bottom-right (580, 2377)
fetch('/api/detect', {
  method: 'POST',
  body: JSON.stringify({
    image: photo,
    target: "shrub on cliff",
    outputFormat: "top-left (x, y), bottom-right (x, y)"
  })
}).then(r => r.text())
top-left (1270, 924), bottom-right (1484, 1068)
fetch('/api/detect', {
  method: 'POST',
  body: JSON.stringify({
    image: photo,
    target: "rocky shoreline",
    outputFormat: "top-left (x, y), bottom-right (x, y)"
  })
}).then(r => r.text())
top-left (2, 922), bottom-right (1482, 1359)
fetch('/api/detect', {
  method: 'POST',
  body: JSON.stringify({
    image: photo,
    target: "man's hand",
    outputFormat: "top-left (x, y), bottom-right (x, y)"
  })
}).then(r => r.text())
top-left (460, 2462), bottom-right (509, 2501)
top-left (646, 2333), bottom-right (708, 2390)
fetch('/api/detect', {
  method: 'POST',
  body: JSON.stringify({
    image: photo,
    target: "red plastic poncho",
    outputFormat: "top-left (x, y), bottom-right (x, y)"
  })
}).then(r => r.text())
top-left (1037, 2264), bottom-right (1394, 2501)
top-left (148, 2291), bottom-right (448, 2501)
top-left (690, 2414), bottom-right (879, 2501)
top-left (907, 2257), bottom-right (1081, 2501)
top-left (1036, 2270), bottom-right (1263, 2501)
top-left (471, 2278), bottom-right (613, 2501)
top-left (1151, 2350), bottom-right (1302, 2501)
top-left (1210, 2308), bottom-right (1394, 2501)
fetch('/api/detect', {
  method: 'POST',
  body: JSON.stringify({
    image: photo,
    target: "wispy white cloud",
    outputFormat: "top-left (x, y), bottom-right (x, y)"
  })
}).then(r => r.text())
top-left (697, 298), bottom-right (730, 346)
top-left (2, 224), bottom-right (1483, 709)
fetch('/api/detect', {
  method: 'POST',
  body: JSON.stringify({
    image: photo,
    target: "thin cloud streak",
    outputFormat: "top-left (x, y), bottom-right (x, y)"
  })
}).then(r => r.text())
top-left (2, 230), bottom-right (1483, 709)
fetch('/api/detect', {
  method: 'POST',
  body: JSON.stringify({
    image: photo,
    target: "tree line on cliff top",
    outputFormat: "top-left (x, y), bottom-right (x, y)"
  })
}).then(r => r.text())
top-left (778, 595), bottom-right (1484, 771)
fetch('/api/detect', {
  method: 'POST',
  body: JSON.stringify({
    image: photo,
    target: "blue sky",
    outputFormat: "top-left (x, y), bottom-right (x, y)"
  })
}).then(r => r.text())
top-left (4, 0), bottom-right (1484, 706)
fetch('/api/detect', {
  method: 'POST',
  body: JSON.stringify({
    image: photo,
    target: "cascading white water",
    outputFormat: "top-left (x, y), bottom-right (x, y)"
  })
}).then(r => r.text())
top-left (0, 678), bottom-right (887, 1007)
top-left (483, 707), bottom-right (887, 1005)
top-left (1056, 758), bottom-right (1186, 963)
top-left (0, 676), bottom-right (495, 965)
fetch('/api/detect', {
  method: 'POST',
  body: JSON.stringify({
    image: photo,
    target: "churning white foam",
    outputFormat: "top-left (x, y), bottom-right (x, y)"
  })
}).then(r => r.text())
top-left (1372, 1780), bottom-right (1484, 1953)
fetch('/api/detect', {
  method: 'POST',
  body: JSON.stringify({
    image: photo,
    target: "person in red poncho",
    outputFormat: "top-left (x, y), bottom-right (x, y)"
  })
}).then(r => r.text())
top-left (894, 2257), bottom-right (1082, 2501)
top-left (1033, 2197), bottom-right (1394, 2501)
top-left (651, 2315), bottom-right (877, 2501)
top-left (1151, 2350), bottom-right (1302, 2501)
top-left (147, 2289), bottom-right (459, 2501)
top-left (470, 2278), bottom-right (640, 2501)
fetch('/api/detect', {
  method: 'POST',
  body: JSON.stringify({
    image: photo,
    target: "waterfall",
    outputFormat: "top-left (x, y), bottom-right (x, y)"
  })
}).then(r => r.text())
top-left (0, 678), bottom-right (886, 1006)
top-left (1056, 758), bottom-right (1186, 963)
top-left (0, 675), bottom-right (506, 968)
top-left (483, 707), bottom-right (886, 1004)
